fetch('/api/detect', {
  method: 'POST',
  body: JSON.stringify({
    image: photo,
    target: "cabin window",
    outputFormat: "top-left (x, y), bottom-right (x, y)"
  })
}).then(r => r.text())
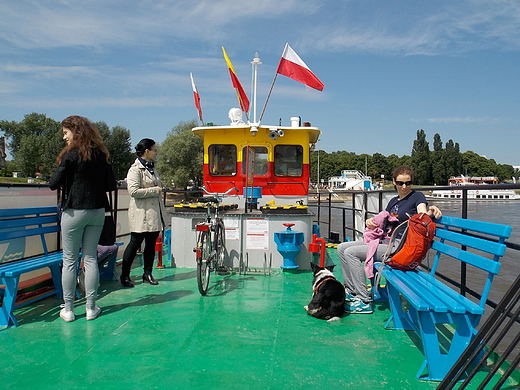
top-left (242, 146), bottom-right (268, 176)
top-left (274, 145), bottom-right (303, 177)
top-left (209, 144), bottom-right (237, 176)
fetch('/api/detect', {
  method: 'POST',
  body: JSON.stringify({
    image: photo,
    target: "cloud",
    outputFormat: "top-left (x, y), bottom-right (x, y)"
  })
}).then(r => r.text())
top-left (307, 0), bottom-right (520, 55)
top-left (425, 117), bottom-right (502, 124)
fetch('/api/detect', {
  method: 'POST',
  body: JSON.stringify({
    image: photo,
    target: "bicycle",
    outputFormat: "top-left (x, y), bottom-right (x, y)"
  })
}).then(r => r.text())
top-left (193, 186), bottom-right (238, 295)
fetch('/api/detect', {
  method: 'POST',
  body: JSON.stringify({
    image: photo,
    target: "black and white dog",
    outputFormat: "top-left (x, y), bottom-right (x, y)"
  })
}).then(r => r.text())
top-left (304, 262), bottom-right (345, 322)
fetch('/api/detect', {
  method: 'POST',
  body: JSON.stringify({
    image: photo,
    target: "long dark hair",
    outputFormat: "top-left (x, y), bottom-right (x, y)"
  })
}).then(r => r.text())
top-left (135, 138), bottom-right (156, 157)
top-left (57, 115), bottom-right (110, 163)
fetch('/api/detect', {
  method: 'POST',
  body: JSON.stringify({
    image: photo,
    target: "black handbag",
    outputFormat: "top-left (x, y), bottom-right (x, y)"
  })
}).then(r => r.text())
top-left (99, 191), bottom-right (116, 246)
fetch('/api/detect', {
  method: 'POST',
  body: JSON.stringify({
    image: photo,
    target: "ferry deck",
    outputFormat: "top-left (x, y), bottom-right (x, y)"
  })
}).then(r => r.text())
top-left (2, 261), bottom-right (509, 390)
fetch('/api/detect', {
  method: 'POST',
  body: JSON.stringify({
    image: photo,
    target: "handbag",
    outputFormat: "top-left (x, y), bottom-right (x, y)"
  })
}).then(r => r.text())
top-left (99, 191), bottom-right (116, 246)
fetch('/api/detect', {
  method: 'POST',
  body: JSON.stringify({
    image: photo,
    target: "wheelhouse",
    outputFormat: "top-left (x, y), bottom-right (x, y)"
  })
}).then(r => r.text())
top-left (192, 120), bottom-right (320, 201)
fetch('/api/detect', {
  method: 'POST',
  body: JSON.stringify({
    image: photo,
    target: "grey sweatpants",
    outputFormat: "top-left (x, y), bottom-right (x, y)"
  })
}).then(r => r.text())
top-left (61, 208), bottom-right (104, 311)
top-left (337, 240), bottom-right (388, 303)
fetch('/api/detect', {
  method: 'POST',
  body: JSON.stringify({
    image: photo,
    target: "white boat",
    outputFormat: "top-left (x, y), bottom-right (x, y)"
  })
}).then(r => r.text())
top-left (327, 170), bottom-right (373, 191)
top-left (427, 176), bottom-right (520, 201)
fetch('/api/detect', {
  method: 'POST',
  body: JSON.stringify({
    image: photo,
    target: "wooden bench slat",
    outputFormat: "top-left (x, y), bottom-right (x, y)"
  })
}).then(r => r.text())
top-left (435, 215), bottom-right (512, 239)
top-left (0, 253), bottom-right (63, 276)
top-left (434, 228), bottom-right (507, 257)
top-left (0, 206), bottom-right (59, 218)
top-left (0, 215), bottom-right (60, 230)
top-left (381, 268), bottom-right (444, 312)
top-left (412, 272), bottom-right (483, 314)
top-left (0, 225), bottom-right (61, 242)
top-left (431, 241), bottom-right (502, 275)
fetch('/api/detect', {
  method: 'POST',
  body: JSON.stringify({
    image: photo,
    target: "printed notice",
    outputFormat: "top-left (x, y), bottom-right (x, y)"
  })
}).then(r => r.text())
top-left (246, 218), bottom-right (269, 250)
top-left (224, 217), bottom-right (240, 241)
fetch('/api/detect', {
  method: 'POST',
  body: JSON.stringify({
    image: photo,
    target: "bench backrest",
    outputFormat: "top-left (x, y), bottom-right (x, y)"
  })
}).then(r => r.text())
top-left (430, 215), bottom-right (512, 309)
top-left (0, 206), bottom-right (60, 260)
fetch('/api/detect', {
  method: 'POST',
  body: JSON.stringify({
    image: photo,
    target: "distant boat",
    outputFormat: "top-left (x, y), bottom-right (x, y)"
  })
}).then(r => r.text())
top-left (427, 175), bottom-right (520, 201)
top-left (327, 170), bottom-right (373, 191)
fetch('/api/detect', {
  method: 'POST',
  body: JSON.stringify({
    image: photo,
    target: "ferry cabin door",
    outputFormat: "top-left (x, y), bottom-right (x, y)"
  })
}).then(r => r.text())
top-left (244, 145), bottom-right (255, 212)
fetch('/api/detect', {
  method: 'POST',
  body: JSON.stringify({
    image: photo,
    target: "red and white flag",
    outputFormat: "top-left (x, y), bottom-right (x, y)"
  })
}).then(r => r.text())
top-left (190, 72), bottom-right (203, 123)
top-left (276, 43), bottom-right (324, 91)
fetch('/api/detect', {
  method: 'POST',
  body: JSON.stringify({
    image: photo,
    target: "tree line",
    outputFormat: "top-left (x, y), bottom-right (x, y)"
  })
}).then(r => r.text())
top-left (311, 129), bottom-right (517, 185)
top-left (0, 114), bottom-right (516, 187)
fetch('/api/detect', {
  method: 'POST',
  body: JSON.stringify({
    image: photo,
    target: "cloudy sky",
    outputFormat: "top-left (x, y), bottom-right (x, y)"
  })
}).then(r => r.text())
top-left (1, 0), bottom-right (520, 165)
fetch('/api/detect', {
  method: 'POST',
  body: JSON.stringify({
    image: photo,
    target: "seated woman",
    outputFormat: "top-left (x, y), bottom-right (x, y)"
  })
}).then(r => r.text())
top-left (337, 165), bottom-right (442, 314)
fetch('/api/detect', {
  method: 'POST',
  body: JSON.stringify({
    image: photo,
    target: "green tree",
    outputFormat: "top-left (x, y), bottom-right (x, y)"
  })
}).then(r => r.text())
top-left (461, 151), bottom-right (495, 177)
top-left (0, 113), bottom-right (62, 177)
top-left (157, 120), bottom-right (203, 189)
top-left (496, 163), bottom-right (515, 182)
top-left (431, 133), bottom-right (446, 185)
top-left (372, 152), bottom-right (390, 181)
top-left (445, 140), bottom-right (462, 180)
top-left (411, 129), bottom-right (432, 185)
top-left (94, 121), bottom-right (133, 180)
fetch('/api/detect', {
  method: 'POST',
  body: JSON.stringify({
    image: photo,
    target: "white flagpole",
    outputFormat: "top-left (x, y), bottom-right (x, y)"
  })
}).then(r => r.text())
top-left (250, 52), bottom-right (261, 124)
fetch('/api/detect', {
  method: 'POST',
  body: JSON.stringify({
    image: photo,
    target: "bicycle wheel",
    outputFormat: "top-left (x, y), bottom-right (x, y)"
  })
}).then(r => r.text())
top-left (215, 222), bottom-right (228, 274)
top-left (196, 230), bottom-right (212, 295)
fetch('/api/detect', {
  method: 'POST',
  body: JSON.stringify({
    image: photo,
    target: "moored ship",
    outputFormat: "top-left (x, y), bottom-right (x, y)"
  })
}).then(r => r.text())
top-left (427, 175), bottom-right (520, 201)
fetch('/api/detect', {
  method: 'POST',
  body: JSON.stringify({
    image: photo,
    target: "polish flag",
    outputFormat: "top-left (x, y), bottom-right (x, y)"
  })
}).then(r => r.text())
top-left (276, 43), bottom-right (324, 91)
top-left (190, 73), bottom-right (203, 122)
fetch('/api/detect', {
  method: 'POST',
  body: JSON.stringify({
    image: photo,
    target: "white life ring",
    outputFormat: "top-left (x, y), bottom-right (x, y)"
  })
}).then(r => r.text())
top-left (476, 190), bottom-right (479, 194)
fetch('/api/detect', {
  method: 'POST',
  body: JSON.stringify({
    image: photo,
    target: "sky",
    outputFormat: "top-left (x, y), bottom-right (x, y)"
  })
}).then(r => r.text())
top-left (1, 0), bottom-right (520, 166)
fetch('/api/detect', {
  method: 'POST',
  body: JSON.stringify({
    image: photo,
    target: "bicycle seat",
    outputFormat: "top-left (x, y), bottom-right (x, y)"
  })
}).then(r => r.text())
top-left (198, 196), bottom-right (219, 204)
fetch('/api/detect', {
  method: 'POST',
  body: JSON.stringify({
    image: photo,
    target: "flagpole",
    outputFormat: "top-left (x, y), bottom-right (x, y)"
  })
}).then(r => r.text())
top-left (258, 72), bottom-right (278, 123)
top-left (250, 52), bottom-right (261, 124)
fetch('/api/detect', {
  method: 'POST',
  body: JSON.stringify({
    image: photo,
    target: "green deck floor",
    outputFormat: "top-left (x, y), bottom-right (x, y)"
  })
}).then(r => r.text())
top-left (0, 265), bottom-right (508, 390)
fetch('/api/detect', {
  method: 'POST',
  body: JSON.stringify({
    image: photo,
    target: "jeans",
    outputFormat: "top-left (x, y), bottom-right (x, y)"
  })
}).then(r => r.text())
top-left (61, 208), bottom-right (104, 311)
top-left (121, 231), bottom-right (160, 277)
top-left (337, 240), bottom-right (388, 303)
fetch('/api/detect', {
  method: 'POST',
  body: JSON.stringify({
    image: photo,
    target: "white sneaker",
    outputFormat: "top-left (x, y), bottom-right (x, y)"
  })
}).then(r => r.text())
top-left (86, 305), bottom-right (101, 321)
top-left (60, 308), bottom-right (75, 322)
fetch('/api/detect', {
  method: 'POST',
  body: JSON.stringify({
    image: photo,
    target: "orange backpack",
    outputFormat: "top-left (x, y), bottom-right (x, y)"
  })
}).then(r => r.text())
top-left (382, 213), bottom-right (436, 271)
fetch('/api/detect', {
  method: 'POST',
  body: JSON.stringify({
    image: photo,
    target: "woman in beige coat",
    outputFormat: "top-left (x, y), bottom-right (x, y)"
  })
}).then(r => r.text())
top-left (121, 138), bottom-right (167, 287)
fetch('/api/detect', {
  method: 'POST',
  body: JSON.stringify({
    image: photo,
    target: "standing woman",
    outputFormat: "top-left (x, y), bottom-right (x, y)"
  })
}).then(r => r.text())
top-left (49, 115), bottom-right (116, 322)
top-left (120, 138), bottom-right (166, 287)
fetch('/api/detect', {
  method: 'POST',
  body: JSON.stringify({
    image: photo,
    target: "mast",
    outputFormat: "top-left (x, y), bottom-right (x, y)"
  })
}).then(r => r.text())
top-left (250, 52), bottom-right (262, 124)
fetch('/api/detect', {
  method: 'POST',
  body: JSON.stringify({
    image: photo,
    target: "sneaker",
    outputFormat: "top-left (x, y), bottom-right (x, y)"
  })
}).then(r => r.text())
top-left (345, 293), bottom-right (358, 303)
top-left (86, 305), bottom-right (101, 321)
top-left (60, 308), bottom-right (75, 322)
top-left (345, 298), bottom-right (373, 314)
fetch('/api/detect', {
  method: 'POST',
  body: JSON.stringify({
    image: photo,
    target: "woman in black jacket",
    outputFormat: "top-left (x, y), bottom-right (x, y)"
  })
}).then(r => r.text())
top-left (49, 116), bottom-right (116, 322)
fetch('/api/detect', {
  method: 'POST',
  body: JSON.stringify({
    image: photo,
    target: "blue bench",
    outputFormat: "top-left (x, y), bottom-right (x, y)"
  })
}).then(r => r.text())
top-left (375, 216), bottom-right (512, 381)
top-left (0, 206), bottom-right (63, 327)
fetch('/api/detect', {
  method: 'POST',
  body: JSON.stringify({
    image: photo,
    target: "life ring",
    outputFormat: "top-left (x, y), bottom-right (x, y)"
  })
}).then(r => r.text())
top-left (451, 190), bottom-right (454, 193)
top-left (476, 190), bottom-right (479, 194)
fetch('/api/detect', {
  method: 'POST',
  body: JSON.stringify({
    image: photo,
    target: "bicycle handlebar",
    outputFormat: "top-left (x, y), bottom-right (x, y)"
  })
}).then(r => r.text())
top-left (199, 186), bottom-right (239, 197)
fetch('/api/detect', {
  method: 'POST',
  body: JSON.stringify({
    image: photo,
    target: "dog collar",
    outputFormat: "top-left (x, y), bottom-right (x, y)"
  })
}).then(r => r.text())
top-left (313, 277), bottom-right (337, 294)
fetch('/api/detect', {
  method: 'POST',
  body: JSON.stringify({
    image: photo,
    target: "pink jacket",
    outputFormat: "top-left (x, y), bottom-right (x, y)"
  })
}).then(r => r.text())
top-left (363, 211), bottom-right (398, 278)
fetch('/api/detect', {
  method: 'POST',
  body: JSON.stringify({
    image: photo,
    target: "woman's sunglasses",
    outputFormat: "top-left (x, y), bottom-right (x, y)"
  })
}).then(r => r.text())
top-left (395, 181), bottom-right (412, 186)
